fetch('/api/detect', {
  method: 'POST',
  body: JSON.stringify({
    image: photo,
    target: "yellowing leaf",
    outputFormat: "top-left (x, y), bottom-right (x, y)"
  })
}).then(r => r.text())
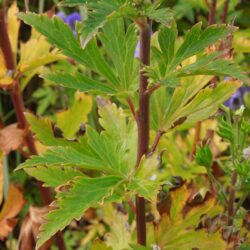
top-left (233, 30), bottom-right (250, 53)
top-left (8, 2), bottom-right (20, 58)
top-left (148, 185), bottom-right (226, 250)
top-left (0, 185), bottom-right (25, 240)
top-left (17, 29), bottom-right (63, 73)
top-left (91, 241), bottom-right (112, 250)
top-left (105, 212), bottom-right (131, 250)
top-left (56, 92), bottom-right (92, 138)
top-left (0, 50), bottom-right (13, 87)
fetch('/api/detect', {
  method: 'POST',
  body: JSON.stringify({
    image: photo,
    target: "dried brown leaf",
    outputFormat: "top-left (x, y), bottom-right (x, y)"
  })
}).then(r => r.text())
top-left (0, 124), bottom-right (25, 154)
top-left (0, 185), bottom-right (26, 240)
top-left (17, 206), bottom-right (52, 250)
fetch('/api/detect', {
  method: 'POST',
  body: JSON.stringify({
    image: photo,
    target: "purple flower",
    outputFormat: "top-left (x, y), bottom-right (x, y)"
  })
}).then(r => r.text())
top-left (57, 11), bottom-right (81, 35)
top-left (224, 86), bottom-right (250, 110)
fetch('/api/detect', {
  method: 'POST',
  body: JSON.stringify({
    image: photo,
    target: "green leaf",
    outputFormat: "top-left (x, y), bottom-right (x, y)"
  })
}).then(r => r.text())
top-left (217, 116), bottom-right (233, 141)
top-left (195, 145), bottom-right (213, 168)
top-left (18, 13), bottom-right (88, 66)
top-left (18, 13), bottom-right (120, 89)
top-left (99, 18), bottom-right (138, 93)
top-left (128, 154), bottom-right (161, 201)
top-left (157, 24), bottom-right (177, 76)
top-left (43, 72), bottom-right (116, 94)
top-left (20, 103), bottom-right (137, 176)
top-left (98, 100), bottom-right (137, 171)
top-left (177, 53), bottom-right (248, 81)
top-left (56, 92), bottom-right (92, 138)
top-left (148, 23), bottom-right (247, 85)
top-left (86, 126), bottom-right (130, 176)
top-left (151, 80), bottom-right (242, 132)
top-left (59, 0), bottom-right (87, 6)
top-left (36, 175), bottom-right (122, 248)
top-left (18, 138), bottom-right (122, 175)
top-left (25, 113), bottom-right (71, 147)
top-left (170, 23), bottom-right (229, 70)
top-left (146, 7), bottom-right (173, 25)
top-left (80, 0), bottom-right (127, 47)
top-left (25, 166), bottom-right (85, 187)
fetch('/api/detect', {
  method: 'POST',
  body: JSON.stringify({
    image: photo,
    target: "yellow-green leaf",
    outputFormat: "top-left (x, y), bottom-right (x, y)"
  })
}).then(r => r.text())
top-left (56, 92), bottom-right (92, 138)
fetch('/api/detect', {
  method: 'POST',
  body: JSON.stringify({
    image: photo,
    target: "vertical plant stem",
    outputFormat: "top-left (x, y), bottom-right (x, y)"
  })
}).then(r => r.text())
top-left (208, 0), bottom-right (217, 25)
top-left (227, 170), bottom-right (237, 227)
top-left (221, 0), bottom-right (230, 24)
top-left (135, 20), bottom-right (151, 246)
top-left (0, 7), bottom-right (66, 250)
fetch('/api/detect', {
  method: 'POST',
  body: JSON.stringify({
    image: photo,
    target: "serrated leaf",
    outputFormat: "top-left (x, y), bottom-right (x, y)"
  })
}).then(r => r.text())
top-left (148, 23), bottom-right (247, 85)
top-left (56, 92), bottom-right (92, 138)
top-left (177, 53), bottom-right (248, 81)
top-left (128, 154), bottom-right (161, 201)
top-left (25, 113), bottom-right (71, 147)
top-left (98, 100), bottom-right (137, 171)
top-left (20, 103), bottom-right (137, 176)
top-left (17, 29), bottom-right (63, 73)
top-left (19, 13), bottom-right (119, 86)
top-left (170, 23), bottom-right (229, 70)
top-left (43, 71), bottom-right (116, 94)
top-left (18, 137), bottom-right (122, 175)
top-left (36, 175), bottom-right (122, 248)
top-left (18, 13), bottom-right (88, 66)
top-left (25, 166), bottom-right (85, 187)
top-left (151, 80), bottom-right (241, 132)
top-left (99, 18), bottom-right (138, 93)
top-left (146, 7), bottom-right (173, 25)
top-left (149, 185), bottom-right (226, 250)
top-left (80, 0), bottom-right (126, 47)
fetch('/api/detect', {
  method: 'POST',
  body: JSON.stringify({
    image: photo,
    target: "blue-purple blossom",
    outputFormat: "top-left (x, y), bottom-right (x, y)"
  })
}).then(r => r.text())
top-left (224, 86), bottom-right (250, 110)
top-left (57, 11), bottom-right (81, 35)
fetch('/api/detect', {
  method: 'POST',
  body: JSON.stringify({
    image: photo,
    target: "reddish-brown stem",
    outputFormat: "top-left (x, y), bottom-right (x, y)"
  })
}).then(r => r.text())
top-left (208, 0), bottom-right (217, 25)
top-left (135, 20), bottom-right (151, 246)
top-left (227, 170), bottom-right (237, 227)
top-left (0, 8), bottom-right (15, 70)
top-left (0, 7), bottom-right (66, 250)
top-left (145, 83), bottom-right (161, 97)
top-left (126, 97), bottom-right (138, 123)
top-left (128, 198), bottom-right (136, 215)
top-left (221, 0), bottom-right (230, 24)
top-left (151, 131), bottom-right (164, 153)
